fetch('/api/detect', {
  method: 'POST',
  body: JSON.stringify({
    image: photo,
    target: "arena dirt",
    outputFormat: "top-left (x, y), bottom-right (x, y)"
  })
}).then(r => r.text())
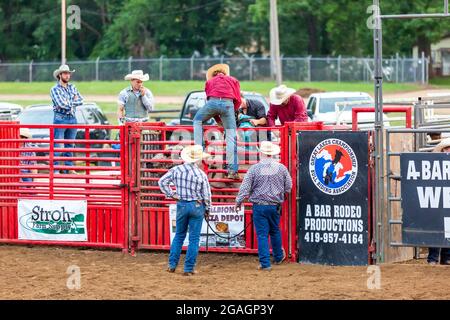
top-left (0, 245), bottom-right (449, 300)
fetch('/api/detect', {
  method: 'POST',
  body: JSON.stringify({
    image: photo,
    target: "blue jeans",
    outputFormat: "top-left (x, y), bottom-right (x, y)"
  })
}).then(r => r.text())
top-left (53, 113), bottom-right (77, 168)
top-left (428, 247), bottom-right (450, 263)
top-left (193, 99), bottom-right (238, 172)
top-left (252, 204), bottom-right (284, 268)
top-left (169, 200), bottom-right (205, 272)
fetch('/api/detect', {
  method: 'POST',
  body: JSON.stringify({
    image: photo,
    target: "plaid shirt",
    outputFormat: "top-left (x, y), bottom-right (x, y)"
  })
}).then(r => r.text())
top-left (236, 158), bottom-right (292, 206)
top-left (158, 163), bottom-right (212, 211)
top-left (50, 82), bottom-right (84, 116)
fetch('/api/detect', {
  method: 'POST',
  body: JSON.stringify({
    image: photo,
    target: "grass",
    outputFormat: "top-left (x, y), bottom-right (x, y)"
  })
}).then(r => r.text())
top-left (429, 76), bottom-right (450, 87)
top-left (0, 80), bottom-right (426, 96)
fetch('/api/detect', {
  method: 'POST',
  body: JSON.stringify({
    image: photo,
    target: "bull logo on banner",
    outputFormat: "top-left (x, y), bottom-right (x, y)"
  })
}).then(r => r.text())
top-left (309, 138), bottom-right (358, 195)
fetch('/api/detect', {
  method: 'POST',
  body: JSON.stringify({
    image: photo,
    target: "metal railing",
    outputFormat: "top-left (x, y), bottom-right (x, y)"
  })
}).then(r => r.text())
top-left (0, 55), bottom-right (429, 83)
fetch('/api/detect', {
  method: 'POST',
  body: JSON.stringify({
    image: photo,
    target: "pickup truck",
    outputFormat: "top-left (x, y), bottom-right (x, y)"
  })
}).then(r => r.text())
top-left (306, 91), bottom-right (391, 129)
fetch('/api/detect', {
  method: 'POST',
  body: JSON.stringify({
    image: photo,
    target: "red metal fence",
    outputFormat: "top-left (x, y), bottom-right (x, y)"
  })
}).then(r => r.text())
top-left (0, 123), bottom-right (129, 251)
top-left (0, 121), bottom-right (374, 264)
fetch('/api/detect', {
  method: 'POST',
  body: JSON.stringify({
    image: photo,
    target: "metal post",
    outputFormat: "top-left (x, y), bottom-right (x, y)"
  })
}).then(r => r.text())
top-left (61, 0), bottom-right (66, 65)
top-left (159, 55), bottom-right (164, 81)
top-left (29, 60), bottom-right (33, 83)
top-left (190, 54), bottom-right (195, 80)
top-left (95, 57), bottom-right (100, 81)
top-left (128, 56), bottom-right (132, 74)
top-left (401, 56), bottom-right (405, 82)
top-left (337, 55), bottom-right (342, 82)
top-left (395, 52), bottom-right (399, 83)
top-left (249, 55), bottom-right (254, 81)
top-left (373, 0), bottom-right (385, 263)
top-left (307, 55), bottom-right (312, 82)
top-left (421, 51), bottom-right (426, 84)
top-left (270, 0), bottom-right (282, 85)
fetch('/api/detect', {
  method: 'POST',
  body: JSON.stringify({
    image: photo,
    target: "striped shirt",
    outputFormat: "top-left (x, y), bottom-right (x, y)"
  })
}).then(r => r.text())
top-left (236, 158), bottom-right (292, 206)
top-left (50, 82), bottom-right (84, 116)
top-left (20, 142), bottom-right (37, 174)
top-left (158, 163), bottom-right (212, 211)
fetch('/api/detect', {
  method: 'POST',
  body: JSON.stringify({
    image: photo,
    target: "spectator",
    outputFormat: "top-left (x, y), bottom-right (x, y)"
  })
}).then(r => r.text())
top-left (19, 128), bottom-right (37, 183)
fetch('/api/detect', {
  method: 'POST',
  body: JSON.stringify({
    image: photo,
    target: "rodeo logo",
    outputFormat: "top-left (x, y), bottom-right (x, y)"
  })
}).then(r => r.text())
top-left (309, 138), bottom-right (358, 195)
top-left (19, 205), bottom-right (85, 235)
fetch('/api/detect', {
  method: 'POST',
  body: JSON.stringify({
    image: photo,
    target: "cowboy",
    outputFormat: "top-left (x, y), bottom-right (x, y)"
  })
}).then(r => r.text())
top-left (428, 137), bottom-right (450, 265)
top-left (238, 93), bottom-right (267, 127)
top-left (235, 141), bottom-right (292, 271)
top-left (158, 145), bottom-right (212, 276)
top-left (19, 128), bottom-right (37, 183)
top-left (117, 70), bottom-right (154, 123)
top-left (267, 85), bottom-right (308, 126)
top-left (193, 64), bottom-right (241, 180)
top-left (50, 64), bottom-right (84, 174)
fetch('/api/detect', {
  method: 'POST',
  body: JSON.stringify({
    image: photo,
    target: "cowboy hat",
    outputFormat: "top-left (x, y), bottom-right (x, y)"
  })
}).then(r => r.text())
top-left (124, 70), bottom-right (150, 82)
top-left (258, 141), bottom-right (281, 156)
top-left (19, 128), bottom-right (32, 139)
top-left (269, 85), bottom-right (296, 105)
top-left (206, 64), bottom-right (230, 80)
top-left (53, 64), bottom-right (75, 80)
top-left (433, 137), bottom-right (450, 152)
top-left (180, 145), bottom-right (211, 163)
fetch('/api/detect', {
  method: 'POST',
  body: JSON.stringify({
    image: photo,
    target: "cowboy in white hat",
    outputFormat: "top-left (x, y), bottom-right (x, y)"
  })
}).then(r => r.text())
top-left (117, 70), bottom-right (154, 123)
top-left (236, 141), bottom-right (292, 271)
top-left (50, 64), bottom-right (84, 174)
top-left (193, 63), bottom-right (241, 180)
top-left (427, 137), bottom-right (450, 265)
top-left (267, 84), bottom-right (308, 126)
top-left (158, 145), bottom-right (212, 276)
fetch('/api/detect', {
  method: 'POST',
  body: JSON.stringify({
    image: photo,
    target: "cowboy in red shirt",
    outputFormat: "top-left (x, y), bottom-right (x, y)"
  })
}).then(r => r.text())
top-left (267, 85), bottom-right (308, 126)
top-left (193, 64), bottom-right (241, 180)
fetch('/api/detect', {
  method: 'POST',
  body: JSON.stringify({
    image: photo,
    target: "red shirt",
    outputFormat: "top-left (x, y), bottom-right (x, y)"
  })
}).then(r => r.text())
top-left (205, 74), bottom-right (242, 111)
top-left (267, 94), bottom-right (308, 126)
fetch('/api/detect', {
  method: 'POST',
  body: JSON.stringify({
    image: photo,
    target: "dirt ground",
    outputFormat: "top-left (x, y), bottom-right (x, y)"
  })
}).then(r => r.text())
top-left (0, 245), bottom-right (449, 300)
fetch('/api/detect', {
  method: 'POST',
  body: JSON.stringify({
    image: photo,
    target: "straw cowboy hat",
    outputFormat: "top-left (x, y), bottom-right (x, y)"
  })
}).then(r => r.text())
top-left (258, 141), bottom-right (281, 156)
top-left (206, 64), bottom-right (230, 80)
top-left (19, 128), bottom-right (32, 139)
top-left (124, 70), bottom-right (150, 82)
top-left (180, 145), bottom-right (211, 163)
top-left (269, 85), bottom-right (296, 105)
top-left (53, 64), bottom-right (75, 80)
top-left (433, 137), bottom-right (450, 152)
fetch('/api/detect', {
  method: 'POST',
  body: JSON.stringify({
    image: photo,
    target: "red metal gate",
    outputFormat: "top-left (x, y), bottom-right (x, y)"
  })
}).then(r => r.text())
top-left (0, 123), bottom-right (129, 250)
top-left (127, 123), bottom-right (296, 259)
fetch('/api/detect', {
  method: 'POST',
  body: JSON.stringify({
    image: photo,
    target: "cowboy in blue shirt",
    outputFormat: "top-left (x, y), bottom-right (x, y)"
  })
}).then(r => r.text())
top-left (50, 65), bottom-right (83, 174)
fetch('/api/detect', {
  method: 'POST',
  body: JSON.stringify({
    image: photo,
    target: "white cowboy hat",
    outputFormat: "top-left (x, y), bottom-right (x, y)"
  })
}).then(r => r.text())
top-left (258, 141), bottom-right (281, 156)
top-left (433, 137), bottom-right (450, 152)
top-left (53, 64), bottom-right (75, 80)
top-left (269, 85), bottom-right (296, 105)
top-left (124, 70), bottom-right (150, 82)
top-left (19, 128), bottom-right (32, 139)
top-left (206, 64), bottom-right (230, 80)
top-left (180, 145), bottom-right (211, 163)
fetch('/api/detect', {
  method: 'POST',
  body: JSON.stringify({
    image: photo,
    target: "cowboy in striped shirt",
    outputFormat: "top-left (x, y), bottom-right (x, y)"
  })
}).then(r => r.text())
top-left (158, 145), bottom-right (212, 276)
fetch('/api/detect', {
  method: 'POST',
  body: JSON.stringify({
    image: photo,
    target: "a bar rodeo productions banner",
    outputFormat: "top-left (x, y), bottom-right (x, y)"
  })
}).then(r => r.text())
top-left (297, 132), bottom-right (369, 266)
top-left (401, 153), bottom-right (450, 247)
top-left (169, 204), bottom-right (245, 248)
top-left (18, 199), bottom-right (88, 241)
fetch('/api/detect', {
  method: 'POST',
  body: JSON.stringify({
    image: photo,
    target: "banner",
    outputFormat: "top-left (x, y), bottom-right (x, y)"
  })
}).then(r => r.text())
top-left (297, 131), bottom-right (369, 266)
top-left (18, 199), bottom-right (88, 242)
top-left (401, 153), bottom-right (450, 247)
top-left (169, 204), bottom-right (245, 248)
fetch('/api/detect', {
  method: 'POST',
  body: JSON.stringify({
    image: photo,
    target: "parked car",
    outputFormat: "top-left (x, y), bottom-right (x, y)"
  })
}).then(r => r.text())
top-left (0, 102), bottom-right (23, 120)
top-left (306, 92), bottom-right (391, 129)
top-left (18, 103), bottom-right (111, 157)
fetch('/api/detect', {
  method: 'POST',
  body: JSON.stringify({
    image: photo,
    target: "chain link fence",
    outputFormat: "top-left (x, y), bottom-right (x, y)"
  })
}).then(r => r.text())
top-left (0, 56), bottom-right (428, 83)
